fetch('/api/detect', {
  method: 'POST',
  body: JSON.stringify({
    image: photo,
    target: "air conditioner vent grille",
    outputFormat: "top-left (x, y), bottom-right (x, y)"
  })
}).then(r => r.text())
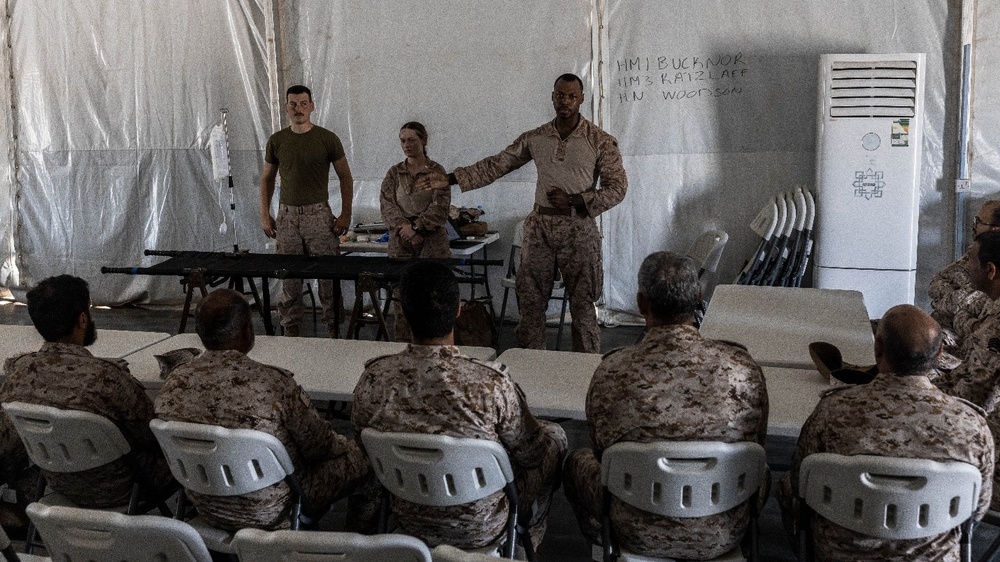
top-left (828, 61), bottom-right (917, 118)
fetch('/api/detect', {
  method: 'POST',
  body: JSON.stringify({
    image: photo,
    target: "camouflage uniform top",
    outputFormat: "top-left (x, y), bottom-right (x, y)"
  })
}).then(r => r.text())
top-left (0, 342), bottom-right (164, 507)
top-left (454, 116), bottom-right (627, 217)
top-left (929, 249), bottom-right (990, 351)
top-left (352, 344), bottom-right (553, 546)
top-left (586, 324), bottom-right (768, 554)
top-left (777, 373), bottom-right (994, 562)
top-left (380, 159), bottom-right (451, 233)
top-left (936, 297), bottom-right (1000, 410)
top-left (154, 349), bottom-right (356, 529)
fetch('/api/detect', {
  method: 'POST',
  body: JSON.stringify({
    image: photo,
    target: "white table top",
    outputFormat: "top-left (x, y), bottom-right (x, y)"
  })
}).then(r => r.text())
top-left (762, 366), bottom-right (832, 438)
top-left (125, 333), bottom-right (497, 401)
top-left (700, 285), bottom-right (875, 369)
top-left (496, 348), bottom-right (830, 438)
top-left (498, 348), bottom-right (602, 420)
top-left (342, 232), bottom-right (500, 257)
top-left (0, 325), bottom-right (172, 362)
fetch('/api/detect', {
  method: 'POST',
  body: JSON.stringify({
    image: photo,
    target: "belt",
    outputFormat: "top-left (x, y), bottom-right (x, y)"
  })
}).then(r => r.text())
top-left (536, 205), bottom-right (588, 217)
top-left (279, 201), bottom-right (330, 214)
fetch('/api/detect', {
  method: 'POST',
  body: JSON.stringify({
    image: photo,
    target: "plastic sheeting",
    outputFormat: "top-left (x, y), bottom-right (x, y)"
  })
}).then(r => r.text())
top-left (1, 0), bottom-right (15, 288)
top-left (4, 0), bottom-right (274, 303)
top-left (602, 0), bottom-right (957, 318)
top-left (0, 0), bottom-right (994, 318)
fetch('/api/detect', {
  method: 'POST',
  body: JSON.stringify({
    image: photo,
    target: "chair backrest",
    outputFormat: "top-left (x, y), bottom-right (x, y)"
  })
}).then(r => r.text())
top-left (431, 543), bottom-right (503, 561)
top-left (1, 401), bottom-right (131, 473)
top-left (361, 428), bottom-right (515, 507)
top-left (232, 528), bottom-right (432, 562)
top-left (798, 453), bottom-right (982, 540)
top-left (149, 418), bottom-right (295, 497)
top-left (686, 229), bottom-right (729, 276)
top-left (601, 441), bottom-right (766, 518)
top-left (26, 502), bottom-right (213, 562)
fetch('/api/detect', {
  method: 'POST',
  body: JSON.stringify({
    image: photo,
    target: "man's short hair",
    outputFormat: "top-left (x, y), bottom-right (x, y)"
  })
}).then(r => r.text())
top-left (638, 252), bottom-right (700, 321)
top-left (195, 289), bottom-right (252, 349)
top-left (975, 231), bottom-right (1000, 268)
top-left (399, 261), bottom-right (460, 340)
top-left (877, 306), bottom-right (942, 375)
top-left (286, 84), bottom-right (312, 101)
top-left (554, 73), bottom-right (584, 91)
top-left (26, 275), bottom-right (90, 342)
top-left (987, 201), bottom-right (1000, 226)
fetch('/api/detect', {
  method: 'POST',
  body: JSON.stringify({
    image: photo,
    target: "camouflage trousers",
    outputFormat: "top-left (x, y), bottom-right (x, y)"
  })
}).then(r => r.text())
top-left (388, 421), bottom-right (567, 550)
top-left (564, 448), bottom-right (749, 559)
top-left (275, 202), bottom-right (341, 328)
top-left (516, 212), bottom-right (602, 353)
top-left (389, 226), bottom-right (451, 342)
top-left (193, 439), bottom-right (369, 531)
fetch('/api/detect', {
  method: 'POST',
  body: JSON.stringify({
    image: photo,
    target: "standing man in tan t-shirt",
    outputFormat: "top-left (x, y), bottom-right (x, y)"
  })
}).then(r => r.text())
top-left (260, 85), bottom-right (354, 337)
top-left (417, 73), bottom-right (628, 353)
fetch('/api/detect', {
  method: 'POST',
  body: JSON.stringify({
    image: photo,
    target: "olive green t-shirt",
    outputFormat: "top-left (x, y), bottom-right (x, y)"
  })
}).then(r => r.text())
top-left (264, 125), bottom-right (346, 206)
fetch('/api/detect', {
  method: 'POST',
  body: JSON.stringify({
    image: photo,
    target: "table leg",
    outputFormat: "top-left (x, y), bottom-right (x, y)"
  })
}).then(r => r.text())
top-left (178, 270), bottom-right (209, 334)
top-left (260, 277), bottom-right (274, 335)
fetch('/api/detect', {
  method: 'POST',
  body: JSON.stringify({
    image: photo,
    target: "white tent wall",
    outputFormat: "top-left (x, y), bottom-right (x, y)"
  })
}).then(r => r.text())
top-left (272, 0), bottom-right (594, 316)
top-left (602, 0), bottom-right (962, 319)
top-left (970, 3), bottom-right (1000, 204)
top-left (1, 0), bottom-right (996, 320)
top-left (1, 0), bottom-right (15, 291)
top-left (7, 0), bottom-right (274, 304)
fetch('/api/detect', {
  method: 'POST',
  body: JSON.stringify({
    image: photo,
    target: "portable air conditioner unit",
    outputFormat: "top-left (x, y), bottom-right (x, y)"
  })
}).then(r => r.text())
top-left (814, 53), bottom-right (926, 319)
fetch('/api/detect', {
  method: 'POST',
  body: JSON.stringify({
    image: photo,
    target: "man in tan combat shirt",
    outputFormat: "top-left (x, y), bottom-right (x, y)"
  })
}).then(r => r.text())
top-left (352, 261), bottom-right (566, 550)
top-left (418, 73), bottom-right (627, 353)
top-left (778, 305), bottom-right (993, 561)
top-left (563, 252), bottom-right (768, 559)
top-left (155, 289), bottom-right (368, 531)
top-left (1, 275), bottom-right (174, 514)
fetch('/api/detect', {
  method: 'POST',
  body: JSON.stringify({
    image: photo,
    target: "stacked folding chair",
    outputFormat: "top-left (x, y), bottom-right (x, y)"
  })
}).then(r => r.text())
top-left (737, 186), bottom-right (815, 287)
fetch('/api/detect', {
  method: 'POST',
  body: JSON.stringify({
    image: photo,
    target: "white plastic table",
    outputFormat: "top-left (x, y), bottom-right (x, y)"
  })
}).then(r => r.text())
top-left (700, 285), bottom-right (874, 369)
top-left (125, 333), bottom-right (496, 401)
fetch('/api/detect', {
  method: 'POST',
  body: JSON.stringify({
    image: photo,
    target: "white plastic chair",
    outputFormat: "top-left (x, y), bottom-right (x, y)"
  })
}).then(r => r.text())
top-left (797, 453), bottom-right (982, 562)
top-left (360, 428), bottom-right (529, 560)
top-left (686, 230), bottom-right (729, 329)
top-left (149, 419), bottom-right (305, 554)
top-left (232, 528), bottom-right (432, 562)
top-left (686, 230), bottom-right (729, 279)
top-left (432, 543), bottom-right (506, 561)
top-left (598, 441), bottom-right (767, 562)
top-left (0, 520), bottom-right (49, 562)
top-left (25, 502), bottom-right (212, 562)
top-left (497, 220), bottom-right (570, 349)
top-left (1, 401), bottom-right (160, 553)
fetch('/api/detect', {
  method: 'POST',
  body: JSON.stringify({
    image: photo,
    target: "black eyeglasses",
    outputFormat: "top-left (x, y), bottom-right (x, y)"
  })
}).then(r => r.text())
top-left (973, 216), bottom-right (1000, 231)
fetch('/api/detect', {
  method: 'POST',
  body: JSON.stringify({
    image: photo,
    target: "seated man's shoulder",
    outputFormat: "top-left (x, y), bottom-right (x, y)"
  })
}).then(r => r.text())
top-left (953, 396), bottom-right (988, 420)
top-left (711, 338), bottom-right (750, 353)
top-left (600, 346), bottom-right (629, 361)
top-left (366, 349), bottom-right (508, 377)
top-left (7, 349), bottom-right (129, 376)
top-left (467, 357), bottom-right (509, 378)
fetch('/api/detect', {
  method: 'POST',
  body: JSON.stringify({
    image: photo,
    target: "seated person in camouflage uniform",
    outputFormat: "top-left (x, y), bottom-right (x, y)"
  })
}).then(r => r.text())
top-left (929, 199), bottom-right (1000, 356)
top-left (0, 274), bottom-right (175, 510)
top-left (935, 231), bottom-right (1000, 410)
top-left (778, 304), bottom-right (994, 561)
top-left (352, 261), bottom-right (567, 550)
top-left (154, 288), bottom-right (368, 531)
top-left (563, 251), bottom-right (769, 560)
